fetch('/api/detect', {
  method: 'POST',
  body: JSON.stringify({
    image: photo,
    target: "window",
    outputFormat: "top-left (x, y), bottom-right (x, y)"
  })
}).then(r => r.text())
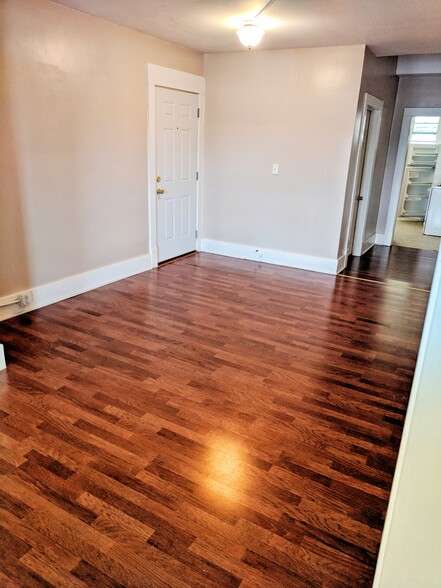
top-left (410, 116), bottom-right (440, 143)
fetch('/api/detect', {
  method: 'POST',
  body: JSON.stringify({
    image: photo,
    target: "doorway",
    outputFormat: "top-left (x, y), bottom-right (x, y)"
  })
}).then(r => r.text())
top-left (347, 94), bottom-right (384, 258)
top-left (147, 65), bottom-right (205, 267)
top-left (155, 87), bottom-right (198, 263)
top-left (383, 108), bottom-right (441, 252)
top-left (392, 115), bottom-right (441, 252)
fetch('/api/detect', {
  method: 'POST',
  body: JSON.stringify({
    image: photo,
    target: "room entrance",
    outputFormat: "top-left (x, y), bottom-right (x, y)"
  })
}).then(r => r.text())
top-left (392, 115), bottom-right (441, 252)
top-left (155, 87), bottom-right (199, 263)
top-left (146, 64), bottom-right (205, 268)
top-left (382, 107), bottom-right (441, 255)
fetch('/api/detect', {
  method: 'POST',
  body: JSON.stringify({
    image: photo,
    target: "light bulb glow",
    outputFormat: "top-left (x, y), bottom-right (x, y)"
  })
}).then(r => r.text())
top-left (236, 21), bottom-right (265, 48)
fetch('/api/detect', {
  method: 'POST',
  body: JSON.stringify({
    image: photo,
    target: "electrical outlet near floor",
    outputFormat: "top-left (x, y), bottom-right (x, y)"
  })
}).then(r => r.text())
top-left (18, 291), bottom-right (33, 308)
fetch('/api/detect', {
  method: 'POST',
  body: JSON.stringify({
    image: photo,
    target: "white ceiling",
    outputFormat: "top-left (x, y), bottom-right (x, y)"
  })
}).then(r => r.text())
top-left (51, 0), bottom-right (441, 57)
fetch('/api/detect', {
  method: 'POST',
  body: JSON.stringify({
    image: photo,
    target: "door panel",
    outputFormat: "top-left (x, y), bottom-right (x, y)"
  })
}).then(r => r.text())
top-left (349, 109), bottom-right (372, 252)
top-left (351, 101), bottom-right (383, 257)
top-left (156, 87), bottom-right (198, 262)
top-left (181, 196), bottom-right (190, 236)
top-left (164, 199), bottom-right (174, 240)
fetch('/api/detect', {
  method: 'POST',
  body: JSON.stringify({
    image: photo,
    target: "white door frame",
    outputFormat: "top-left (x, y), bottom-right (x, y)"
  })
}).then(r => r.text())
top-left (346, 93), bottom-right (384, 257)
top-left (382, 107), bottom-right (441, 246)
top-left (146, 64), bottom-right (205, 267)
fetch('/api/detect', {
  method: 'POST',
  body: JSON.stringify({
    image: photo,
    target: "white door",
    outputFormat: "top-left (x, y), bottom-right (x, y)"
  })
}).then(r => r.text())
top-left (349, 94), bottom-right (383, 257)
top-left (155, 87), bottom-right (198, 263)
top-left (349, 108), bottom-right (373, 253)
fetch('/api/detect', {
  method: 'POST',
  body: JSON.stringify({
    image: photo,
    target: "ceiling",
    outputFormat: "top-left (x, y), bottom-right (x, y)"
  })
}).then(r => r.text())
top-left (51, 0), bottom-right (441, 57)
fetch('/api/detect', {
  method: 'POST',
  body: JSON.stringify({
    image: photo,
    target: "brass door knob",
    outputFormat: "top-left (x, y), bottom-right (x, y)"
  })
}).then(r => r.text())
top-left (156, 188), bottom-right (165, 195)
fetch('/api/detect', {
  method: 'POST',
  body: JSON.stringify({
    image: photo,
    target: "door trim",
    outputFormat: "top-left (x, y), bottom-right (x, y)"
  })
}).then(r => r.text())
top-left (382, 107), bottom-right (441, 246)
top-left (146, 64), bottom-right (205, 267)
top-left (347, 93), bottom-right (384, 257)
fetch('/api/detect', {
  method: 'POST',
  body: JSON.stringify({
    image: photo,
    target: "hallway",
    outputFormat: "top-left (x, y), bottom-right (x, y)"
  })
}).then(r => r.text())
top-left (340, 244), bottom-right (438, 291)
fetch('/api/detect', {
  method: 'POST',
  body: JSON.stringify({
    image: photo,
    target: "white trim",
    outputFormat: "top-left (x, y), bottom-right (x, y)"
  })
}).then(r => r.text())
top-left (359, 232), bottom-right (377, 255)
top-left (373, 250), bottom-right (441, 587)
top-left (0, 344), bottom-right (5, 371)
top-left (383, 113), bottom-right (413, 246)
top-left (146, 65), bottom-right (205, 267)
top-left (201, 239), bottom-right (340, 275)
top-left (375, 232), bottom-right (393, 246)
top-left (383, 107), bottom-right (441, 246)
top-left (350, 94), bottom-right (384, 256)
top-left (337, 250), bottom-right (350, 274)
top-left (0, 254), bottom-right (151, 322)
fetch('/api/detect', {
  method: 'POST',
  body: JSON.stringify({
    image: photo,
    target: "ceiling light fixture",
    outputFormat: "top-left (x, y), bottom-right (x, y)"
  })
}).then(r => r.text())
top-left (236, 21), bottom-right (265, 48)
top-left (236, 0), bottom-right (278, 49)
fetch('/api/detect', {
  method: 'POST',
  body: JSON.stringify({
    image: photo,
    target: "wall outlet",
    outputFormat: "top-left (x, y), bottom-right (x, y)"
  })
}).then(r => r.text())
top-left (18, 291), bottom-right (33, 308)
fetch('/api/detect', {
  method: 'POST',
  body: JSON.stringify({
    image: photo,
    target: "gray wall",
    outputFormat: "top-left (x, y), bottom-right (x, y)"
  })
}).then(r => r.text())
top-left (359, 50), bottom-right (398, 240)
top-left (338, 48), bottom-right (398, 257)
top-left (377, 75), bottom-right (441, 236)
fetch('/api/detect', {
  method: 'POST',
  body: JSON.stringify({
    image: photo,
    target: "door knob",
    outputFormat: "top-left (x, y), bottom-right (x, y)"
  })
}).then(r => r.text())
top-left (156, 188), bottom-right (164, 195)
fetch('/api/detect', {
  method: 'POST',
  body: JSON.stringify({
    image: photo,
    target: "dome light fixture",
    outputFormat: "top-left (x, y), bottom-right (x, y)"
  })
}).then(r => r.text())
top-left (236, 21), bottom-right (265, 48)
top-left (235, 0), bottom-right (277, 49)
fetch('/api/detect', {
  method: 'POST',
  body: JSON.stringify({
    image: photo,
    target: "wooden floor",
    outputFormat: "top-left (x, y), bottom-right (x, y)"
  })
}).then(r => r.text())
top-left (341, 244), bottom-right (437, 291)
top-left (0, 251), bottom-right (433, 587)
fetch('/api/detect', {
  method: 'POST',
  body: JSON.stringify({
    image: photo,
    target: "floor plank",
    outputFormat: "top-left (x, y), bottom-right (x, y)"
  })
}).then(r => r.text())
top-left (0, 251), bottom-right (432, 586)
top-left (341, 244), bottom-right (437, 290)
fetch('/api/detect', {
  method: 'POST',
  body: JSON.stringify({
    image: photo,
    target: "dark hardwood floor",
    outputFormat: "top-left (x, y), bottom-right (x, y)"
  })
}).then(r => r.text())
top-left (0, 251), bottom-right (432, 587)
top-left (341, 244), bottom-right (437, 291)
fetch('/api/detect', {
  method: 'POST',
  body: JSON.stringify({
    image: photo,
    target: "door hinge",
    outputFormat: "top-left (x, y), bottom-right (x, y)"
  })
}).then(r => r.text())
top-left (197, 108), bottom-right (200, 118)
top-left (196, 171), bottom-right (199, 181)
top-left (195, 229), bottom-right (198, 238)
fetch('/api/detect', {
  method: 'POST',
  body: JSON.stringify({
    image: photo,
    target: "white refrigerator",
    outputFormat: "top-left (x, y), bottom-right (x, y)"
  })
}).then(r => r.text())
top-left (424, 187), bottom-right (441, 236)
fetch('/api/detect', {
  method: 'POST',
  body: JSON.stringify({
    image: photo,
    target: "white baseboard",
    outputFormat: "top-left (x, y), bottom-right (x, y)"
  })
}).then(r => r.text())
top-left (150, 246), bottom-right (159, 268)
top-left (337, 249), bottom-right (350, 273)
top-left (375, 232), bottom-right (393, 246)
top-left (0, 253), bottom-right (152, 322)
top-left (360, 233), bottom-right (376, 256)
top-left (200, 239), bottom-right (340, 275)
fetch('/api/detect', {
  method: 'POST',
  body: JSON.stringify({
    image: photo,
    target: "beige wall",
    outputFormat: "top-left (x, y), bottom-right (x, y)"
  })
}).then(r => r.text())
top-left (377, 75), bottom-right (441, 236)
top-left (203, 46), bottom-right (365, 263)
top-left (338, 49), bottom-right (398, 256)
top-left (0, 0), bottom-right (202, 297)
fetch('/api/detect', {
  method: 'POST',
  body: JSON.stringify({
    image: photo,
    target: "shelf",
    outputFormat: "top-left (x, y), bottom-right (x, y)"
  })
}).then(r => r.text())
top-left (412, 147), bottom-right (438, 154)
top-left (406, 184), bottom-right (430, 197)
top-left (408, 164), bottom-right (436, 168)
top-left (404, 196), bottom-right (428, 202)
top-left (400, 144), bottom-right (438, 220)
top-left (401, 212), bottom-right (425, 218)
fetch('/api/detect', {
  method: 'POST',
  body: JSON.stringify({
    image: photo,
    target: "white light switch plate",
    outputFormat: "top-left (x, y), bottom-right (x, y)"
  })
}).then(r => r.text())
top-left (272, 163), bottom-right (279, 175)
